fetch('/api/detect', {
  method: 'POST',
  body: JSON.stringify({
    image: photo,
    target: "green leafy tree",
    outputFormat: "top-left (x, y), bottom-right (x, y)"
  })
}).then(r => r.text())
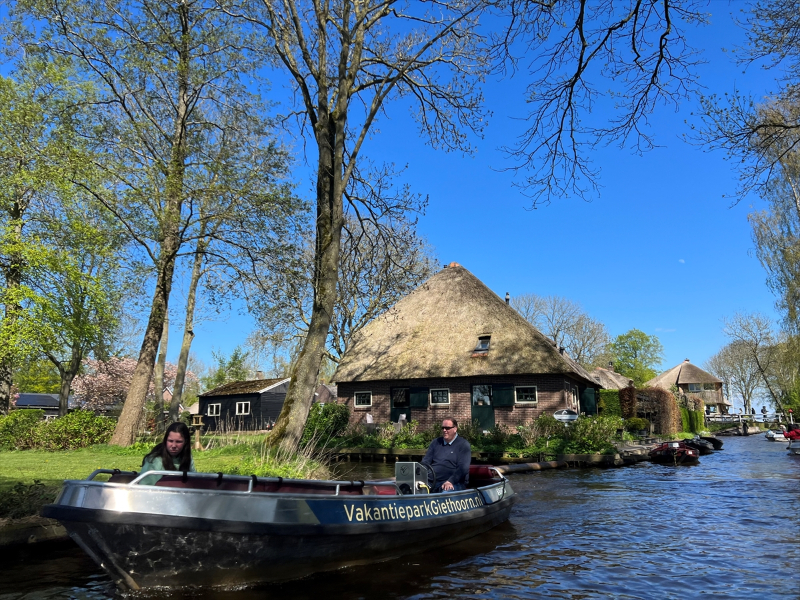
top-left (12, 0), bottom-right (296, 444)
top-left (12, 358), bottom-right (60, 394)
top-left (201, 347), bottom-right (251, 392)
top-left (0, 58), bottom-right (88, 414)
top-left (610, 329), bottom-right (664, 387)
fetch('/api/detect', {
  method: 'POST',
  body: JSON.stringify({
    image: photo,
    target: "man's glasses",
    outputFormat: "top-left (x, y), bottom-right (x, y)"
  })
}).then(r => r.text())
top-left (441, 426), bottom-right (455, 430)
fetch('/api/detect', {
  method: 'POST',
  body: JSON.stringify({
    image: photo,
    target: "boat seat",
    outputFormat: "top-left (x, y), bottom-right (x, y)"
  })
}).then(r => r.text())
top-left (468, 465), bottom-right (503, 488)
top-left (362, 484), bottom-right (398, 496)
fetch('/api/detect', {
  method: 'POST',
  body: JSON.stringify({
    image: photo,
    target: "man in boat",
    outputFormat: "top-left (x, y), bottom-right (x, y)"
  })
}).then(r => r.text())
top-left (422, 417), bottom-right (471, 492)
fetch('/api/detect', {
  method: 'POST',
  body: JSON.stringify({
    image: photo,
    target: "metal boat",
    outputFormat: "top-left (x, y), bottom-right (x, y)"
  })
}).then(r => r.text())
top-left (42, 462), bottom-right (515, 591)
top-left (788, 440), bottom-right (800, 455)
top-left (766, 429), bottom-right (788, 442)
top-left (648, 441), bottom-right (700, 465)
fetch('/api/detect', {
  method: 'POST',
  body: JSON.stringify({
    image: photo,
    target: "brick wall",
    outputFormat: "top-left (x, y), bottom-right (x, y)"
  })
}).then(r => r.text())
top-left (337, 374), bottom-right (592, 428)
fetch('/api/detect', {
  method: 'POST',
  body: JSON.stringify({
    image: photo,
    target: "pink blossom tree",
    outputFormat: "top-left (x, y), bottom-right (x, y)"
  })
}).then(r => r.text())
top-left (73, 357), bottom-right (195, 413)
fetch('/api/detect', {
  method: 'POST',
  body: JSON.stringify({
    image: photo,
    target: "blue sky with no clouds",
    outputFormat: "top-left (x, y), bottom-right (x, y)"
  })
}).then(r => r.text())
top-left (184, 5), bottom-right (781, 380)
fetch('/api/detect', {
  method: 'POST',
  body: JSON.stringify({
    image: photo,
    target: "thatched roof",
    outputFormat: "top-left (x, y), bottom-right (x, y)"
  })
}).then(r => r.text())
top-left (199, 378), bottom-right (290, 397)
top-left (591, 367), bottom-right (634, 390)
top-left (645, 360), bottom-right (721, 389)
top-left (333, 263), bottom-right (597, 384)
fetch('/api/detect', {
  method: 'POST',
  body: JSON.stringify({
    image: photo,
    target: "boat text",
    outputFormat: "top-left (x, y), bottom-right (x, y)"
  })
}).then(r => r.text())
top-left (343, 496), bottom-right (483, 523)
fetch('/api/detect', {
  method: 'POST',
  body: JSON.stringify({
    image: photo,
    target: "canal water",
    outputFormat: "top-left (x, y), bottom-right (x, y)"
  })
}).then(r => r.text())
top-left (1, 435), bottom-right (798, 599)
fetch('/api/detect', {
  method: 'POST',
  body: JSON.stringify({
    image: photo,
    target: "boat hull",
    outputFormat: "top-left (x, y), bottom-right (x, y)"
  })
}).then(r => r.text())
top-left (788, 440), bottom-right (800, 455)
top-left (42, 472), bottom-right (515, 590)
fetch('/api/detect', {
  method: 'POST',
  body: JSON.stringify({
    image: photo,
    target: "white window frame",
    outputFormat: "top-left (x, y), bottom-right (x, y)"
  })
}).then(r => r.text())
top-left (430, 388), bottom-right (451, 405)
top-left (687, 383), bottom-right (702, 393)
top-left (235, 401), bottom-right (250, 416)
top-left (207, 403), bottom-right (221, 417)
top-left (515, 386), bottom-right (538, 405)
top-left (354, 391), bottom-right (373, 407)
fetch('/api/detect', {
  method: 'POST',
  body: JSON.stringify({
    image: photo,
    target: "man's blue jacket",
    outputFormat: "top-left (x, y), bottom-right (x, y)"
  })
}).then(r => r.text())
top-left (422, 435), bottom-right (471, 489)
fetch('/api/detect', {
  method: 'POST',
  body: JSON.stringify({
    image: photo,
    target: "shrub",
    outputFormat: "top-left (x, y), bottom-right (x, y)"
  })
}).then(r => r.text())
top-left (0, 480), bottom-right (59, 520)
top-left (534, 414), bottom-right (564, 439)
top-left (598, 390), bottom-right (622, 416)
top-left (0, 410), bottom-right (45, 450)
top-left (619, 386), bottom-right (637, 418)
top-left (301, 403), bottom-right (351, 447)
top-left (564, 415), bottom-right (623, 453)
top-left (625, 417), bottom-right (650, 432)
top-left (35, 411), bottom-right (116, 450)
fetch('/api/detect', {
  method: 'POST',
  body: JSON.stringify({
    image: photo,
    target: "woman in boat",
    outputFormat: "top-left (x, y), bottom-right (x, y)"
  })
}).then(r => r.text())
top-left (141, 422), bottom-right (196, 473)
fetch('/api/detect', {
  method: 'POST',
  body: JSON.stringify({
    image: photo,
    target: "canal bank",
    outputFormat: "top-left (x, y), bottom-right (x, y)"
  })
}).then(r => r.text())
top-left (1, 434), bottom-right (797, 598)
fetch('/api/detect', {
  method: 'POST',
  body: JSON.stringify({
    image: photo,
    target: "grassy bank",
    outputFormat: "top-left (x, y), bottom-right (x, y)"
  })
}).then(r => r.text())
top-left (0, 440), bottom-right (330, 521)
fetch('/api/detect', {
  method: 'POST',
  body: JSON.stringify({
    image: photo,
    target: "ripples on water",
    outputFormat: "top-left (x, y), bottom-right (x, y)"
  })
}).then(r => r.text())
top-left (1, 436), bottom-right (797, 599)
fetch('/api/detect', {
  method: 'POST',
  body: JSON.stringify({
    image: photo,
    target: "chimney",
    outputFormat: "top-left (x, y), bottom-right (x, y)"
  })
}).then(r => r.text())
top-left (684, 358), bottom-right (690, 362)
top-left (608, 361), bottom-right (614, 372)
top-left (505, 292), bottom-right (510, 305)
top-left (255, 370), bottom-right (264, 380)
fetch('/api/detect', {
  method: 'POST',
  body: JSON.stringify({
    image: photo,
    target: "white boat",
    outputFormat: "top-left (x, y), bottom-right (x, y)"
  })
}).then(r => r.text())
top-left (788, 439), bottom-right (800, 455)
top-left (765, 429), bottom-right (788, 442)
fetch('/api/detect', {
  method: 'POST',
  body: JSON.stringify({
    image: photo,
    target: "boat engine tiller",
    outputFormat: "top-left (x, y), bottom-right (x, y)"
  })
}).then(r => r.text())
top-left (395, 462), bottom-right (432, 494)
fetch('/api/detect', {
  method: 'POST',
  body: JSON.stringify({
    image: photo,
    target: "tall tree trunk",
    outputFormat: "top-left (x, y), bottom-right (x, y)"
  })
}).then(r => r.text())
top-left (0, 199), bottom-right (24, 415)
top-left (109, 2), bottom-right (190, 447)
top-left (51, 343), bottom-right (83, 417)
top-left (171, 237), bottom-right (206, 420)
top-left (271, 115), bottom-right (345, 450)
top-left (153, 313), bottom-right (169, 431)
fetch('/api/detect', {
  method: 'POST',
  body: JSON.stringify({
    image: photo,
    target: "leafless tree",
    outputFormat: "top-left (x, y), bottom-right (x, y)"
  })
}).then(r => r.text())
top-left (495, 0), bottom-right (706, 204)
top-left (722, 312), bottom-right (786, 413)
top-left (511, 292), bottom-right (609, 368)
top-left (228, 0), bottom-right (490, 448)
top-left (705, 340), bottom-right (764, 413)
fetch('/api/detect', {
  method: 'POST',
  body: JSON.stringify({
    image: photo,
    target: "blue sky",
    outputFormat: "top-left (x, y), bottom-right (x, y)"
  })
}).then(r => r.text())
top-left (185, 4), bottom-right (782, 380)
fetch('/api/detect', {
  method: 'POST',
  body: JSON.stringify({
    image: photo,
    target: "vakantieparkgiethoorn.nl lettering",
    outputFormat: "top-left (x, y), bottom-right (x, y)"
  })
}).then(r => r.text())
top-left (343, 496), bottom-right (483, 523)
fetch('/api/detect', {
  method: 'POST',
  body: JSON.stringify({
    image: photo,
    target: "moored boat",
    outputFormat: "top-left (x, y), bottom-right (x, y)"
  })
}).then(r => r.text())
top-left (683, 438), bottom-right (715, 455)
top-left (788, 440), bottom-right (800, 455)
top-left (42, 462), bottom-right (515, 591)
top-left (700, 436), bottom-right (723, 450)
top-left (766, 429), bottom-right (788, 442)
top-left (648, 441), bottom-right (700, 465)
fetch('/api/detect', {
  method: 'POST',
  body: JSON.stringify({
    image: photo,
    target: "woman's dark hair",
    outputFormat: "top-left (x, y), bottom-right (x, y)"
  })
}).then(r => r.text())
top-left (143, 421), bottom-right (192, 471)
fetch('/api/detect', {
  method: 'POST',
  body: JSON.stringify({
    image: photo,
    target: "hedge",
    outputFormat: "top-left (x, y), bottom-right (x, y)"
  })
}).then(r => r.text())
top-left (598, 390), bottom-right (622, 417)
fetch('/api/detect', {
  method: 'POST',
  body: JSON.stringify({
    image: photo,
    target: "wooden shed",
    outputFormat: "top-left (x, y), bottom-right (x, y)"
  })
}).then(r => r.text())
top-left (198, 378), bottom-right (290, 431)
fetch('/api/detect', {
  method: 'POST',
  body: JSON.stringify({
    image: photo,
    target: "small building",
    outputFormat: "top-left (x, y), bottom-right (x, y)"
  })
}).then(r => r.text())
top-left (14, 393), bottom-right (64, 418)
top-left (333, 263), bottom-right (601, 431)
top-left (591, 366), bottom-right (633, 390)
top-left (645, 359), bottom-right (730, 414)
top-left (198, 378), bottom-right (291, 431)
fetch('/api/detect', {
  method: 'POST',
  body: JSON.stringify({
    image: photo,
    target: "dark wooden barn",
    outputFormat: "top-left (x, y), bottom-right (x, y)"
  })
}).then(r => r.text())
top-left (198, 378), bottom-right (291, 431)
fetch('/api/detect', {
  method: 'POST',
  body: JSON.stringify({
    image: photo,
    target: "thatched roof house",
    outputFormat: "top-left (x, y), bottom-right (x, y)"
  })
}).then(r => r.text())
top-left (591, 367), bottom-right (634, 390)
top-left (334, 263), bottom-right (600, 429)
top-left (645, 359), bottom-right (729, 413)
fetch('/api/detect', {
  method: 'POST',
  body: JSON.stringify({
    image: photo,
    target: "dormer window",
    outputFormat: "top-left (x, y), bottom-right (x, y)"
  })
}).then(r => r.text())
top-left (473, 335), bottom-right (491, 355)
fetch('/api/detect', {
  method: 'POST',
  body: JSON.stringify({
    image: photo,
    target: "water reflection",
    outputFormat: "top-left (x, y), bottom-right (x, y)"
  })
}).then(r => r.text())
top-left (1, 436), bottom-right (798, 599)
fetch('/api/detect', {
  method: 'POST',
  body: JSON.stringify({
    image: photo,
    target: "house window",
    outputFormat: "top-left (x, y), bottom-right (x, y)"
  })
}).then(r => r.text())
top-left (515, 386), bottom-right (538, 405)
top-left (355, 391), bottom-right (372, 407)
top-left (391, 388), bottom-right (409, 408)
top-left (207, 403), bottom-right (221, 417)
top-left (703, 383), bottom-right (715, 391)
top-left (236, 401), bottom-right (250, 415)
top-left (430, 389), bottom-right (450, 405)
top-left (688, 383), bottom-right (702, 393)
top-left (472, 384), bottom-right (492, 406)
top-left (473, 336), bottom-right (491, 354)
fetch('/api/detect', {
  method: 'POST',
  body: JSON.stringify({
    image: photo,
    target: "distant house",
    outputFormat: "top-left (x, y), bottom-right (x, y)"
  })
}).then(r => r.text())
top-left (198, 378), bottom-right (291, 431)
top-left (333, 263), bottom-right (601, 431)
top-left (591, 366), bottom-right (634, 390)
top-left (645, 359), bottom-right (730, 414)
top-left (14, 393), bottom-right (72, 418)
